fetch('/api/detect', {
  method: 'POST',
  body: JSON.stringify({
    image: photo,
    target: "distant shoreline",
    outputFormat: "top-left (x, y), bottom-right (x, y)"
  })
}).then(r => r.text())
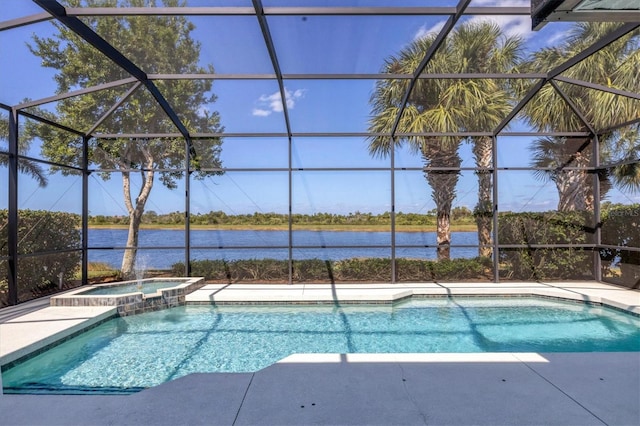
top-left (87, 224), bottom-right (478, 232)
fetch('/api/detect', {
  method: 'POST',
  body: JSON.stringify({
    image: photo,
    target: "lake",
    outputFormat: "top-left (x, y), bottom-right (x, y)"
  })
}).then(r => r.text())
top-left (88, 229), bottom-right (480, 269)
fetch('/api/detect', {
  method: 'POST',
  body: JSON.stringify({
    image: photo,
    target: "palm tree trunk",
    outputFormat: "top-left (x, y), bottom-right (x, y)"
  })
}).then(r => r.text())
top-left (435, 208), bottom-right (452, 260)
top-left (556, 169), bottom-right (588, 211)
top-left (555, 140), bottom-right (591, 211)
top-left (473, 137), bottom-right (493, 258)
top-left (423, 141), bottom-right (461, 261)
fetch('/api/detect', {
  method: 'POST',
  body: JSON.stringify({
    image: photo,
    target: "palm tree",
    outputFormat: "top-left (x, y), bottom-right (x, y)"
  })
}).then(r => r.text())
top-left (519, 22), bottom-right (640, 207)
top-left (369, 21), bottom-right (522, 259)
top-left (604, 126), bottom-right (640, 194)
top-left (369, 39), bottom-right (462, 260)
top-left (447, 23), bottom-right (522, 257)
top-left (0, 115), bottom-right (48, 187)
top-left (529, 136), bottom-right (612, 211)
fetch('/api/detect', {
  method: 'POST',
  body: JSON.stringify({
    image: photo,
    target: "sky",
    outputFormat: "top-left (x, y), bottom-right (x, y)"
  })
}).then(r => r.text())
top-left (1, 0), bottom-right (638, 217)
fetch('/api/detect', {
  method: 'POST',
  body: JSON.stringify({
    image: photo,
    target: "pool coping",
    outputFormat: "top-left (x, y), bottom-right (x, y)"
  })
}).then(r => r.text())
top-left (0, 306), bottom-right (117, 366)
top-left (185, 281), bottom-right (640, 315)
top-left (1, 280), bottom-right (639, 369)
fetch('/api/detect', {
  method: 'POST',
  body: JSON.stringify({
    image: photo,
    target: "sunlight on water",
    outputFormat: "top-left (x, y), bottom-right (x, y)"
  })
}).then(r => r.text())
top-left (2, 297), bottom-right (639, 394)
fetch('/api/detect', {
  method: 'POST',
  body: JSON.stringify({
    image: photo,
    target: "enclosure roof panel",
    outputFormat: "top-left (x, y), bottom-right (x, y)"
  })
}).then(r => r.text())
top-left (0, 1), bottom-right (636, 139)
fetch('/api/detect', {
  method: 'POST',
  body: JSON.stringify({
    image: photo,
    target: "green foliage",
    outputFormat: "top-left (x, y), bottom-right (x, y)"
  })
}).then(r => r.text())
top-left (601, 203), bottom-right (640, 249)
top-left (27, 0), bottom-right (223, 178)
top-left (0, 113), bottom-right (49, 187)
top-left (600, 204), bottom-right (640, 286)
top-left (172, 259), bottom-right (289, 282)
top-left (518, 23), bottom-right (640, 200)
top-left (0, 210), bottom-right (81, 304)
top-left (292, 259), bottom-right (328, 282)
top-left (26, 0), bottom-right (224, 276)
top-left (233, 259), bottom-right (289, 281)
top-left (603, 126), bottom-right (640, 194)
top-left (332, 258), bottom-right (392, 281)
top-left (518, 23), bottom-right (639, 134)
top-left (396, 257), bottom-right (492, 282)
top-left (368, 21), bottom-right (522, 260)
top-left (174, 257), bottom-right (491, 282)
top-left (498, 211), bottom-right (593, 280)
top-left (90, 210), bottom-right (478, 228)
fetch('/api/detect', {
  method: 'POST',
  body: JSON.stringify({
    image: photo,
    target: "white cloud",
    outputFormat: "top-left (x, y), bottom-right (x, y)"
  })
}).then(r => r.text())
top-left (252, 88), bottom-right (306, 117)
top-left (467, 14), bottom-right (534, 40)
top-left (414, 14), bottom-right (533, 44)
top-left (414, 21), bottom-right (446, 41)
top-left (258, 91), bottom-right (285, 113)
top-left (252, 108), bottom-right (271, 117)
top-left (546, 28), bottom-right (571, 45)
top-left (413, 0), bottom-right (534, 42)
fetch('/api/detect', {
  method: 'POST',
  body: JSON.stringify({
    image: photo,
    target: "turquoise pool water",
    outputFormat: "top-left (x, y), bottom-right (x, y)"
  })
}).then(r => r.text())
top-left (78, 281), bottom-right (182, 295)
top-left (2, 297), bottom-right (639, 394)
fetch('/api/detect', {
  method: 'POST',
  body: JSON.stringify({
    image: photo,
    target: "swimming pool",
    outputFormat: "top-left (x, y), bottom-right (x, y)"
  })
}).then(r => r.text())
top-left (2, 297), bottom-right (639, 394)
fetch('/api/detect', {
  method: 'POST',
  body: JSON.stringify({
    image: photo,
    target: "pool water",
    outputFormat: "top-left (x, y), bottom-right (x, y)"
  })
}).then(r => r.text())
top-left (2, 297), bottom-right (639, 394)
top-left (78, 281), bottom-right (182, 295)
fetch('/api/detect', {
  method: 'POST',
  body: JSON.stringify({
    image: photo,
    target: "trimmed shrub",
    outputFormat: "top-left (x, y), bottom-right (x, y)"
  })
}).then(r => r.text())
top-left (498, 211), bottom-right (593, 280)
top-left (600, 204), bottom-right (640, 287)
top-left (174, 259), bottom-right (290, 282)
top-left (333, 258), bottom-right (392, 281)
top-left (396, 257), bottom-right (492, 282)
top-left (177, 256), bottom-right (492, 283)
top-left (233, 259), bottom-right (289, 281)
top-left (292, 259), bottom-right (330, 282)
top-left (0, 209), bottom-right (81, 303)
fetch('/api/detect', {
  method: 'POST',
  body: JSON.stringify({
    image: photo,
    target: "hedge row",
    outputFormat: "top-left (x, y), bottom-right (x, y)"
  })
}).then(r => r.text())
top-left (0, 210), bottom-right (81, 305)
top-left (497, 211), bottom-right (593, 280)
top-left (600, 204), bottom-right (640, 286)
top-left (4, 209), bottom-right (631, 306)
top-left (171, 257), bottom-right (493, 282)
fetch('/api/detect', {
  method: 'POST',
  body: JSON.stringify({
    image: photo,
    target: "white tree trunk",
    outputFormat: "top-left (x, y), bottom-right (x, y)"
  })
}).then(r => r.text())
top-left (120, 150), bottom-right (155, 278)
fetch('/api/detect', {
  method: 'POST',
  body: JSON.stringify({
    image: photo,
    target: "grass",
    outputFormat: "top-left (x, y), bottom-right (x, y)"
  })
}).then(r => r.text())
top-left (78, 262), bottom-right (119, 280)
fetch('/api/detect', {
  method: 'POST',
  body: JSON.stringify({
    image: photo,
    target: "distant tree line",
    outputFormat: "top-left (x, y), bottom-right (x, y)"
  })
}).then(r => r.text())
top-left (86, 204), bottom-right (637, 228)
top-left (88, 207), bottom-right (476, 227)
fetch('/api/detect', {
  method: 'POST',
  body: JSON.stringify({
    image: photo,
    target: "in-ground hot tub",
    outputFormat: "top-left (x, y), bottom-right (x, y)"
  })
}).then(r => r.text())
top-left (51, 277), bottom-right (205, 316)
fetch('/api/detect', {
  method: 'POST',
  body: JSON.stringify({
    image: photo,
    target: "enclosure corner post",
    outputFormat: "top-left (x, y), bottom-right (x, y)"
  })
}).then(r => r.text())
top-left (492, 135), bottom-right (500, 283)
top-left (288, 135), bottom-right (293, 285)
top-left (82, 135), bottom-right (90, 286)
top-left (7, 108), bottom-right (19, 305)
top-left (592, 134), bottom-right (602, 282)
top-left (185, 136), bottom-right (192, 277)
top-left (390, 136), bottom-right (396, 284)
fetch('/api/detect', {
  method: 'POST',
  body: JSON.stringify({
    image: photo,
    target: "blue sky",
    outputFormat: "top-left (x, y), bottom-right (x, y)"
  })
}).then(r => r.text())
top-left (1, 0), bottom-right (638, 216)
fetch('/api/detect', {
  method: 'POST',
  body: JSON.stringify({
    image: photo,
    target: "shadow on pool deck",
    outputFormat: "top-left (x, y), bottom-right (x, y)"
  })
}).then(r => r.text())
top-left (1, 282), bottom-right (639, 425)
top-left (1, 352), bottom-right (639, 425)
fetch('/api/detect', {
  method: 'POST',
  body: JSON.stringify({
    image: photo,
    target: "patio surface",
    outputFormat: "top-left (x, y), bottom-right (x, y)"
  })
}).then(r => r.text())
top-left (1, 281), bottom-right (639, 425)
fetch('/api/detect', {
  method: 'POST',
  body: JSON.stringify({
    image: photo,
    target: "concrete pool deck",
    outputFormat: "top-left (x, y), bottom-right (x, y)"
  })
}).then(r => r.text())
top-left (0, 281), bottom-right (639, 425)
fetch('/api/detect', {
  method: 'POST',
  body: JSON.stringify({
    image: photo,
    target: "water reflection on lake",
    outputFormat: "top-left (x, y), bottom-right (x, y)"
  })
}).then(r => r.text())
top-left (88, 229), bottom-right (479, 269)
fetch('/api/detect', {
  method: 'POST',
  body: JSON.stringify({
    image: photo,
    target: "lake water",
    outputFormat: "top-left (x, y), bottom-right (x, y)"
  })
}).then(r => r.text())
top-left (88, 229), bottom-right (479, 269)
